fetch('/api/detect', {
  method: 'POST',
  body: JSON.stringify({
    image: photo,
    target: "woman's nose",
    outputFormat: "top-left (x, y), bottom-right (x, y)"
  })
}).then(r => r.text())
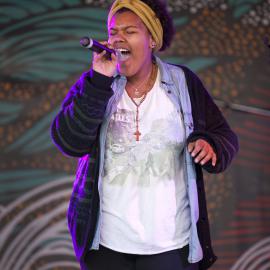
top-left (109, 33), bottom-right (125, 45)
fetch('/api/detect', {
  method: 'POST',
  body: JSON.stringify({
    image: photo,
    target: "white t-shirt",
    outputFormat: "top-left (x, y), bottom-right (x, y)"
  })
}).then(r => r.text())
top-left (101, 69), bottom-right (191, 254)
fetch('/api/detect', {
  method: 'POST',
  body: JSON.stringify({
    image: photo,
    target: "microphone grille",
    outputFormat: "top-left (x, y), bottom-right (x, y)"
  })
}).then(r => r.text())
top-left (80, 37), bottom-right (91, 47)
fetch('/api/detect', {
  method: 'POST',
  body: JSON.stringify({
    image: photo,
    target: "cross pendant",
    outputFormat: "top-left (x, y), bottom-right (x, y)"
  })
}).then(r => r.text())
top-left (134, 130), bottom-right (141, 141)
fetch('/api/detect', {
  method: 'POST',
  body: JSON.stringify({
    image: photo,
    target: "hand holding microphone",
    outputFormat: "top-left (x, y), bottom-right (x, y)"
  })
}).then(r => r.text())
top-left (80, 37), bottom-right (118, 77)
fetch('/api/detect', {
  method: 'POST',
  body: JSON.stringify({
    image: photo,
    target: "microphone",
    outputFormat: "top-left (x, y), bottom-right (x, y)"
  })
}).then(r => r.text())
top-left (80, 37), bottom-right (115, 58)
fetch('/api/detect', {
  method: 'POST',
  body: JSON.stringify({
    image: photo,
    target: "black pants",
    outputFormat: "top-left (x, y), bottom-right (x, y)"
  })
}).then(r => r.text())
top-left (80, 245), bottom-right (199, 270)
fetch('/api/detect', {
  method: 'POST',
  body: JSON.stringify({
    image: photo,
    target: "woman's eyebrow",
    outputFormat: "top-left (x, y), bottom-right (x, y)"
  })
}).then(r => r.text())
top-left (109, 25), bottom-right (139, 31)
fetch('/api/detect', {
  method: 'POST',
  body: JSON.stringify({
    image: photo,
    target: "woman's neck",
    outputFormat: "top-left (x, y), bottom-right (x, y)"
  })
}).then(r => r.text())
top-left (127, 61), bottom-right (153, 85)
top-left (126, 61), bottom-right (157, 98)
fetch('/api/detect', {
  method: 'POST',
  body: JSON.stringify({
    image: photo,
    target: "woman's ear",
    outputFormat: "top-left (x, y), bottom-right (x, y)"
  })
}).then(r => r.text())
top-left (149, 38), bottom-right (157, 49)
top-left (149, 36), bottom-right (156, 49)
top-left (151, 42), bottom-right (156, 49)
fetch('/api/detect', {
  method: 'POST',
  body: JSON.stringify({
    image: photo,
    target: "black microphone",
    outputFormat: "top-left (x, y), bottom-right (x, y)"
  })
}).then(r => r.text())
top-left (80, 37), bottom-right (115, 58)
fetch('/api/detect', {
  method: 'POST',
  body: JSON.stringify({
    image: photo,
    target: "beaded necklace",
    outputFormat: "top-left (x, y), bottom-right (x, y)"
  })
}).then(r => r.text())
top-left (127, 64), bottom-right (157, 141)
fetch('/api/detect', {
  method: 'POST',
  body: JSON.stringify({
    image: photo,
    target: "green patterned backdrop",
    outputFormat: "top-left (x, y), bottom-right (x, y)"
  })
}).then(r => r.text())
top-left (0, 0), bottom-right (270, 269)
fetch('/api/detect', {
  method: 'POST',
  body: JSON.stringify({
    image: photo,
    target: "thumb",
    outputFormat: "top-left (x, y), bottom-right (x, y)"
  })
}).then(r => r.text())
top-left (188, 142), bottom-right (195, 153)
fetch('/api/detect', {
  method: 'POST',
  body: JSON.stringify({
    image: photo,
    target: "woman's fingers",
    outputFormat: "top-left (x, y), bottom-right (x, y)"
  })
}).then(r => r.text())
top-left (92, 41), bottom-right (118, 77)
top-left (188, 139), bottom-right (217, 166)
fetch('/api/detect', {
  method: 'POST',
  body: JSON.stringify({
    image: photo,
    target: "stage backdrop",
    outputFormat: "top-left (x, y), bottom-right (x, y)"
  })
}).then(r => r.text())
top-left (0, 0), bottom-right (270, 269)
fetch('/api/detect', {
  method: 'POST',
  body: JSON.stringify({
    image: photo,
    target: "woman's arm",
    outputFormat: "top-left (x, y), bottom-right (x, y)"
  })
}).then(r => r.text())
top-left (184, 67), bottom-right (239, 173)
top-left (51, 70), bottom-right (114, 157)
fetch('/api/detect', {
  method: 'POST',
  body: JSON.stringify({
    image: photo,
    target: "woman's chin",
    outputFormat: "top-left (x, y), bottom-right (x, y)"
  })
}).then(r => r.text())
top-left (117, 64), bottom-right (133, 77)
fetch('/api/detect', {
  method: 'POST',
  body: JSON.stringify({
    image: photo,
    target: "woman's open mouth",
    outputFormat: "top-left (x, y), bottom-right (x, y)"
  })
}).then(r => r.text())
top-left (115, 48), bottom-right (131, 62)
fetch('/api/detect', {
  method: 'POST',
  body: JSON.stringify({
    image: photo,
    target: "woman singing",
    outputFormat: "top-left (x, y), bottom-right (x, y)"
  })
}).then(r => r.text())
top-left (51, 0), bottom-right (239, 269)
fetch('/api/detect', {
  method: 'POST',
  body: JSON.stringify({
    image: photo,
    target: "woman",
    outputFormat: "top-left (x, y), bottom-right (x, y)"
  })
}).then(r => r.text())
top-left (51, 0), bottom-right (238, 269)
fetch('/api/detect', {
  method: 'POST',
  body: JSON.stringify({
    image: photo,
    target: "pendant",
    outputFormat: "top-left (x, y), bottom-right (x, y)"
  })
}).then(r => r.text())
top-left (134, 130), bottom-right (141, 141)
top-left (134, 88), bottom-right (140, 97)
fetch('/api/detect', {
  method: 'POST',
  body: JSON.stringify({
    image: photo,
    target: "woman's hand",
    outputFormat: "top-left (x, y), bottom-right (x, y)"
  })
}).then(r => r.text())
top-left (188, 139), bottom-right (217, 166)
top-left (92, 41), bottom-right (118, 77)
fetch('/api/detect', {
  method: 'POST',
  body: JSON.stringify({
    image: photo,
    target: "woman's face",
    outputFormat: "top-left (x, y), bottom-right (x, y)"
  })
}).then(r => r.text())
top-left (108, 10), bottom-right (154, 78)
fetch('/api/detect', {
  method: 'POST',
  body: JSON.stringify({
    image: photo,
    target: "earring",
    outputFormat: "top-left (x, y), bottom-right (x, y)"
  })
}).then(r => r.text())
top-left (151, 42), bottom-right (156, 48)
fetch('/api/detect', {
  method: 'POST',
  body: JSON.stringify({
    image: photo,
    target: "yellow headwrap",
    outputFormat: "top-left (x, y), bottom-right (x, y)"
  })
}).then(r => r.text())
top-left (107, 0), bottom-right (163, 51)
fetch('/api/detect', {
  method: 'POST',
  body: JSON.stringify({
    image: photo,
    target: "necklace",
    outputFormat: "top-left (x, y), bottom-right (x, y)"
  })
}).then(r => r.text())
top-left (129, 93), bottom-right (148, 141)
top-left (132, 82), bottom-right (146, 97)
top-left (127, 64), bottom-right (157, 141)
top-left (127, 66), bottom-right (153, 97)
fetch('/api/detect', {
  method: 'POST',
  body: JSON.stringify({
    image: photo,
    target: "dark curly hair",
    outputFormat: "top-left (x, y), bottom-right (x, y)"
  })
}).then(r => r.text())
top-left (110, 0), bottom-right (175, 51)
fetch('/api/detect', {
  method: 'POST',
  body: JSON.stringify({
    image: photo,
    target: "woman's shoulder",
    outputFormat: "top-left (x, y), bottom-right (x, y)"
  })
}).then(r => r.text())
top-left (161, 61), bottom-right (203, 88)
top-left (157, 57), bottom-right (198, 80)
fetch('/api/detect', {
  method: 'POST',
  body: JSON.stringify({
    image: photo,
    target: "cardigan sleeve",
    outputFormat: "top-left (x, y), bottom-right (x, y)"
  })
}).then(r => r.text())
top-left (50, 70), bottom-right (114, 157)
top-left (183, 67), bottom-right (239, 173)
